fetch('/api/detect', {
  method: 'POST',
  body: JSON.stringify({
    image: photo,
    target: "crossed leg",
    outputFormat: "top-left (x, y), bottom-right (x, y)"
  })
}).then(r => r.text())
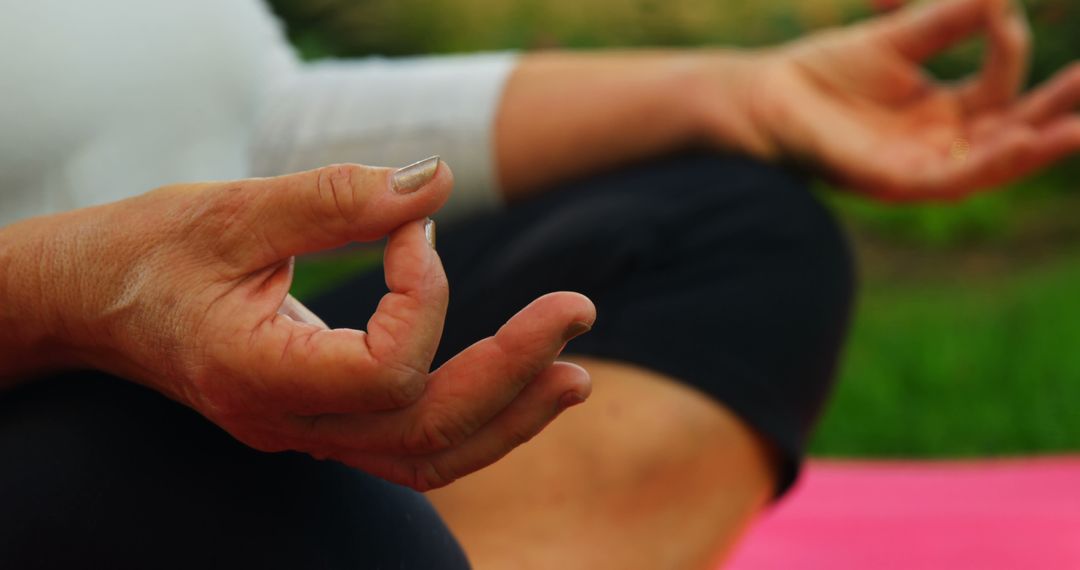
top-left (311, 153), bottom-right (856, 568)
top-left (427, 356), bottom-right (776, 569)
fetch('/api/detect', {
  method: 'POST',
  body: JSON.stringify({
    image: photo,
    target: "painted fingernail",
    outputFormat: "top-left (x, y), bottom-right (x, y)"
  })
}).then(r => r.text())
top-left (392, 155), bottom-right (440, 194)
top-left (558, 391), bottom-right (587, 410)
top-left (424, 218), bottom-right (436, 250)
top-left (563, 321), bottom-right (592, 342)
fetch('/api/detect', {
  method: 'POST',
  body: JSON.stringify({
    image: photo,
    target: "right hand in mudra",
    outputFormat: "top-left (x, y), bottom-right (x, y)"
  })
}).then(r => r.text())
top-left (2, 160), bottom-right (595, 491)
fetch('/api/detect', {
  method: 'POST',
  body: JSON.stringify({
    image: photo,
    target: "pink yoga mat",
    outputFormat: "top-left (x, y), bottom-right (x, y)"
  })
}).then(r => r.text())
top-left (725, 457), bottom-right (1080, 569)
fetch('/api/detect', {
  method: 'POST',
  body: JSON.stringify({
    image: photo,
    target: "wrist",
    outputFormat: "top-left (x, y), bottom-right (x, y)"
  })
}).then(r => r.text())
top-left (678, 48), bottom-right (783, 160)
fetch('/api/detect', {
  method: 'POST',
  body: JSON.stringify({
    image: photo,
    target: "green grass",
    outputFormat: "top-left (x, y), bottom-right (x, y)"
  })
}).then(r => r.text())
top-left (811, 254), bottom-right (1080, 457)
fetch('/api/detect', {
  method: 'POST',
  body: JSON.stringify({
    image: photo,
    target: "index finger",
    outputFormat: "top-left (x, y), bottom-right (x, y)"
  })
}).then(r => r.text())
top-left (235, 218), bottom-right (448, 416)
top-left (364, 217), bottom-right (448, 389)
top-left (876, 0), bottom-right (997, 62)
top-left (294, 291), bottom-right (596, 453)
top-left (957, 0), bottom-right (1030, 113)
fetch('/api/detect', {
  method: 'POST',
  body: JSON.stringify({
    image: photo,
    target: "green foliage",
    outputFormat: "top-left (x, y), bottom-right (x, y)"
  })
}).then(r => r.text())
top-left (812, 255), bottom-right (1080, 457)
top-left (291, 248), bottom-right (382, 300)
top-left (267, 0), bottom-right (1079, 85)
top-left (267, 0), bottom-right (871, 56)
top-left (826, 186), bottom-right (1016, 247)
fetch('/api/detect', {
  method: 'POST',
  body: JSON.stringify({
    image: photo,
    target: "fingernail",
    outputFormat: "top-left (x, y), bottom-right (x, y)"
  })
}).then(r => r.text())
top-left (392, 155), bottom-right (440, 194)
top-left (563, 321), bottom-right (592, 342)
top-left (424, 218), bottom-right (436, 250)
top-left (277, 294), bottom-right (329, 329)
top-left (558, 391), bottom-right (587, 410)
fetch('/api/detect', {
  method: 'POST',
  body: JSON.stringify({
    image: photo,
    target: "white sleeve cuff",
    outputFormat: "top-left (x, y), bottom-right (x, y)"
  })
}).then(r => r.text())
top-left (250, 52), bottom-right (518, 223)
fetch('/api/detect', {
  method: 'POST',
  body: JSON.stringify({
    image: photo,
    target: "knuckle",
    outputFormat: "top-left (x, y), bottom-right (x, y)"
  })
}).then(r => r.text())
top-left (313, 164), bottom-right (364, 228)
top-left (170, 183), bottom-right (257, 263)
top-left (364, 345), bottom-right (430, 408)
top-left (375, 364), bottom-right (428, 408)
top-left (203, 185), bottom-right (252, 232)
top-left (402, 413), bottom-right (469, 454)
top-left (505, 423), bottom-right (539, 449)
top-left (407, 462), bottom-right (453, 492)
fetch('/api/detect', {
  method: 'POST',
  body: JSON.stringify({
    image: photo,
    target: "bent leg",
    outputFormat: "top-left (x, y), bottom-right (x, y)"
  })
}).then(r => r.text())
top-left (311, 153), bottom-right (856, 567)
top-left (428, 356), bottom-right (776, 569)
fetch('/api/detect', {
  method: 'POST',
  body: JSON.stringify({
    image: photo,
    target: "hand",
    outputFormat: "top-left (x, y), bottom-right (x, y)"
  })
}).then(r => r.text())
top-left (694, 0), bottom-right (1079, 201)
top-left (1, 161), bottom-right (595, 491)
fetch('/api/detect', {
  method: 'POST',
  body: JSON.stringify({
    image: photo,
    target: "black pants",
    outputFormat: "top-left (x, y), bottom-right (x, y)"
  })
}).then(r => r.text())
top-left (0, 154), bottom-right (854, 569)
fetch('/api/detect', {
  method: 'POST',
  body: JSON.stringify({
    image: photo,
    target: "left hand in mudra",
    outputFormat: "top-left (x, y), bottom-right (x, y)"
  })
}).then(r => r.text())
top-left (691, 0), bottom-right (1078, 202)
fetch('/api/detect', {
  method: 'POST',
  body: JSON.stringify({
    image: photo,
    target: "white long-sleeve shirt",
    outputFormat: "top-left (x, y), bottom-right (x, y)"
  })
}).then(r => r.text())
top-left (0, 0), bottom-right (515, 228)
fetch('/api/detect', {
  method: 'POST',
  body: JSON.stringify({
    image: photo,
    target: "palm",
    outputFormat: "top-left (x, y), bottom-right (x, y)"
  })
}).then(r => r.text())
top-left (763, 0), bottom-right (1079, 202)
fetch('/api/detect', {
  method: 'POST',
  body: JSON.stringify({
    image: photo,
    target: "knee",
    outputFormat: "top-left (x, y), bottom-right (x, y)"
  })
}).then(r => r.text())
top-left (677, 153), bottom-right (857, 318)
top-left (565, 151), bottom-right (857, 326)
top-left (690, 154), bottom-right (857, 437)
top-left (759, 165), bottom-right (856, 318)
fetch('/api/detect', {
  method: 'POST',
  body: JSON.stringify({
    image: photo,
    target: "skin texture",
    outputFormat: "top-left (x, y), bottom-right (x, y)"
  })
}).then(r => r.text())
top-left (434, 0), bottom-right (1080, 567)
top-left (0, 162), bottom-right (596, 491)
top-left (0, 0), bottom-right (1077, 566)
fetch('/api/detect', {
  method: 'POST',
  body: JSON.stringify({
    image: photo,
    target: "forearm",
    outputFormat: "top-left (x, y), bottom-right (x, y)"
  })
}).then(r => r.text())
top-left (494, 49), bottom-right (772, 199)
top-left (0, 216), bottom-right (78, 388)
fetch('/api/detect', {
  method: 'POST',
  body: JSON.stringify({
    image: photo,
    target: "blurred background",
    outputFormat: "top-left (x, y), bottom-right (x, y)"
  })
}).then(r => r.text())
top-left (278, 0), bottom-right (1080, 460)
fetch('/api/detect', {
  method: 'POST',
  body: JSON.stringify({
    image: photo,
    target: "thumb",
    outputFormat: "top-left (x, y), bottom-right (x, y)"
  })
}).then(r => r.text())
top-left (226, 156), bottom-right (451, 266)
